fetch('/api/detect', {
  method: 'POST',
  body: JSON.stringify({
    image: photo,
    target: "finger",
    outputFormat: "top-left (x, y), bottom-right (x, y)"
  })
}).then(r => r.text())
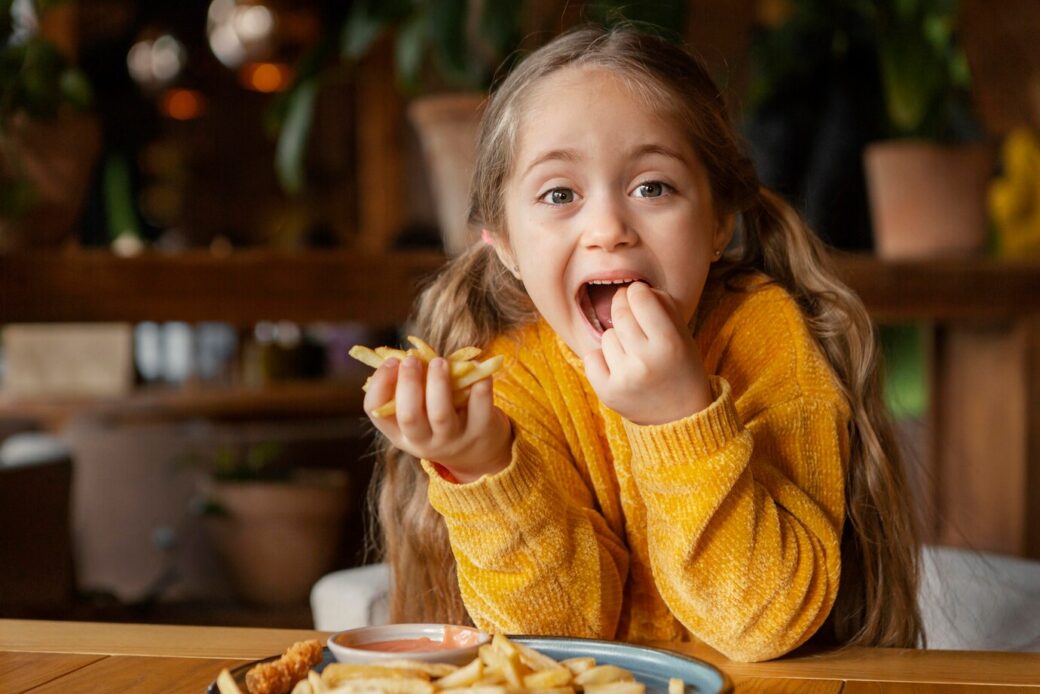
top-left (610, 284), bottom-right (647, 347)
top-left (364, 358), bottom-right (399, 415)
top-left (464, 377), bottom-right (494, 436)
top-left (628, 282), bottom-right (682, 340)
top-left (648, 285), bottom-right (687, 329)
top-left (425, 357), bottom-right (460, 437)
top-left (395, 356), bottom-right (432, 442)
top-left (582, 347), bottom-right (610, 386)
top-left (600, 327), bottom-right (626, 369)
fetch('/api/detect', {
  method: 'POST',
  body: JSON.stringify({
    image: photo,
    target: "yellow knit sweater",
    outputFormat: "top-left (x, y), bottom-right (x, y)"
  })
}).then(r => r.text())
top-left (421, 276), bottom-right (851, 662)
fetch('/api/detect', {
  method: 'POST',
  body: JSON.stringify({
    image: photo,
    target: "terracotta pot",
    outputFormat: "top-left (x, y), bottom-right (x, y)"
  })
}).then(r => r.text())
top-left (864, 141), bottom-right (994, 259)
top-left (0, 109), bottom-right (101, 250)
top-left (408, 93), bottom-right (485, 256)
top-left (206, 471), bottom-right (349, 606)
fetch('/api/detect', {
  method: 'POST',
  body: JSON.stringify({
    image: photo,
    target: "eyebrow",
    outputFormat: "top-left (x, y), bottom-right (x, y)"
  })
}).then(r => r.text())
top-left (520, 143), bottom-right (689, 180)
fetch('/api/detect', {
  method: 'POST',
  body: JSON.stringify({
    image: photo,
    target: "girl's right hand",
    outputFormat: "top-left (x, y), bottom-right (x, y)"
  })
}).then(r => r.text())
top-left (364, 356), bottom-right (514, 483)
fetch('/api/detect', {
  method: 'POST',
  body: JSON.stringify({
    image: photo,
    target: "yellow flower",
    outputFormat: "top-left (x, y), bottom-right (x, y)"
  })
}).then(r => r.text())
top-left (989, 127), bottom-right (1040, 258)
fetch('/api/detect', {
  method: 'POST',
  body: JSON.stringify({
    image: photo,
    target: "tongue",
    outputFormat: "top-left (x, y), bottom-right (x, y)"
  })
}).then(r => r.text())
top-left (587, 283), bottom-right (624, 329)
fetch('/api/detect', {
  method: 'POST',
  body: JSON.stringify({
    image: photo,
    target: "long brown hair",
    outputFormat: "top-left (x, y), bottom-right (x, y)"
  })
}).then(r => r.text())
top-left (371, 25), bottom-right (923, 648)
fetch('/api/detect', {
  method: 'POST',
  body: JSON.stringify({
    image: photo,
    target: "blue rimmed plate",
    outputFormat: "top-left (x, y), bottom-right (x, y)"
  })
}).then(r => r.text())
top-left (206, 635), bottom-right (731, 693)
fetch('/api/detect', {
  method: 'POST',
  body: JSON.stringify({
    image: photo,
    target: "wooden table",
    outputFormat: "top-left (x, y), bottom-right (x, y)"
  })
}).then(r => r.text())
top-left (0, 620), bottom-right (1037, 693)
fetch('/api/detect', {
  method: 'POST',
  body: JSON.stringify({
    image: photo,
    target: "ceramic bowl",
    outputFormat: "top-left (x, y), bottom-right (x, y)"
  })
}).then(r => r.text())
top-left (327, 623), bottom-right (490, 665)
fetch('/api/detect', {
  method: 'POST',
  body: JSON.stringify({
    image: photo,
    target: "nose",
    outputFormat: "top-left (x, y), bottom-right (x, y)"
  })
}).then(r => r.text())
top-left (580, 193), bottom-right (637, 251)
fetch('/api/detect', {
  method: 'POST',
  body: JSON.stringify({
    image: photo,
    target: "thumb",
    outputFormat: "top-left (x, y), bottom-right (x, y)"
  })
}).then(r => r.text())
top-left (582, 348), bottom-right (609, 388)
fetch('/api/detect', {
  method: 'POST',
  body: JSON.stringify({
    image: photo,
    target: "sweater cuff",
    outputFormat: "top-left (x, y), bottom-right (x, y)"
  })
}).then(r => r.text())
top-left (622, 375), bottom-right (743, 462)
top-left (421, 434), bottom-right (544, 518)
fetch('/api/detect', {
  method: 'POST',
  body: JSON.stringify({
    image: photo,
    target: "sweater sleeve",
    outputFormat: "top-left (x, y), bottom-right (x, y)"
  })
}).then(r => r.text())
top-left (623, 376), bottom-right (848, 662)
top-left (422, 364), bottom-right (630, 638)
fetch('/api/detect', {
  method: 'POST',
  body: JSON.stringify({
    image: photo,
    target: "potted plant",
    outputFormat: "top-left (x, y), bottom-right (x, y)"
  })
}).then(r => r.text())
top-left (863, 0), bottom-right (991, 258)
top-left (0, 0), bottom-right (99, 250)
top-left (192, 441), bottom-right (351, 607)
top-left (272, 1), bottom-right (688, 255)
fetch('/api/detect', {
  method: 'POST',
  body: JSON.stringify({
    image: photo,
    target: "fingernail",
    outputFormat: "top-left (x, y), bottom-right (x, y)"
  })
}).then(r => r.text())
top-left (383, 357), bottom-right (398, 369)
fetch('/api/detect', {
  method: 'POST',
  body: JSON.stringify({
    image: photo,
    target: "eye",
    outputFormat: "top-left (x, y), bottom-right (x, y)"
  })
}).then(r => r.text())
top-left (632, 181), bottom-right (672, 198)
top-left (539, 187), bottom-right (576, 205)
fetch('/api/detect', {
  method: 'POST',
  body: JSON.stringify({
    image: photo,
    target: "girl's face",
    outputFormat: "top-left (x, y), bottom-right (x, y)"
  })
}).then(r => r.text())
top-left (496, 66), bottom-right (732, 357)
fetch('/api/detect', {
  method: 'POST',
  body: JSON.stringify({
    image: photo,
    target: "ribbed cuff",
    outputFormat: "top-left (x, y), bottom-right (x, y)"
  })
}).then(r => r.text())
top-left (422, 434), bottom-right (545, 518)
top-left (622, 376), bottom-right (743, 463)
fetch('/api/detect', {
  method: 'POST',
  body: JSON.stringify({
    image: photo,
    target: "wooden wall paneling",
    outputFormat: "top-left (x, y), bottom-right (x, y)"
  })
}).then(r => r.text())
top-left (355, 37), bottom-right (408, 252)
top-left (1024, 316), bottom-right (1040, 558)
top-left (933, 322), bottom-right (1029, 556)
top-left (962, 0), bottom-right (1040, 134)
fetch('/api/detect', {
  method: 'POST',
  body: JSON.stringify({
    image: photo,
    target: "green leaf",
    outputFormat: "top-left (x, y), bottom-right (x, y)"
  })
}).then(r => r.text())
top-left (394, 11), bottom-right (427, 93)
top-left (478, 0), bottom-right (522, 60)
top-left (0, 0), bottom-right (15, 41)
top-left (275, 77), bottom-right (318, 195)
top-left (340, 1), bottom-right (390, 59)
top-left (103, 153), bottom-right (140, 241)
top-left (59, 66), bottom-right (92, 109)
top-left (427, 0), bottom-right (469, 84)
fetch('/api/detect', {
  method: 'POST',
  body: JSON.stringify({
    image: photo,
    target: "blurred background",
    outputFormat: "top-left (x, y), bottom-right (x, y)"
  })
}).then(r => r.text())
top-left (1, 0), bottom-right (1039, 629)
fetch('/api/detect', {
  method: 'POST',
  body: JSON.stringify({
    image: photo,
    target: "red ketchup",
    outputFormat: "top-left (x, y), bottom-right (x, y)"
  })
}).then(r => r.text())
top-left (339, 626), bottom-right (483, 653)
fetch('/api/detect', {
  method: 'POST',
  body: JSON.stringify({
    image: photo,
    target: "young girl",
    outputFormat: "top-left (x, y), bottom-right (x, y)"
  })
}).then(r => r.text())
top-left (363, 25), bottom-right (922, 662)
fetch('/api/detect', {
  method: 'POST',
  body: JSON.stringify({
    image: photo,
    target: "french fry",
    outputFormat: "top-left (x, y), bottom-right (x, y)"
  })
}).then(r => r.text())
top-left (375, 346), bottom-right (410, 361)
top-left (574, 665), bottom-right (635, 687)
top-left (668, 677), bottom-right (685, 694)
top-left (448, 346), bottom-right (482, 362)
top-left (479, 645), bottom-right (523, 688)
top-left (322, 664), bottom-right (429, 686)
top-left (522, 668), bottom-right (573, 689)
top-left (435, 657), bottom-right (484, 689)
top-left (560, 657), bottom-right (596, 675)
top-left (324, 678), bottom-right (435, 694)
top-left (378, 660), bottom-right (459, 679)
top-left (309, 670), bottom-right (328, 692)
top-left (216, 669), bottom-right (244, 694)
top-left (348, 345), bottom-right (384, 370)
top-left (513, 642), bottom-right (563, 673)
top-left (291, 680), bottom-right (313, 694)
top-left (453, 356), bottom-right (504, 390)
top-left (439, 688), bottom-right (510, 694)
top-left (583, 684), bottom-right (645, 694)
top-left (351, 339), bottom-right (503, 419)
top-left (407, 336), bottom-right (439, 362)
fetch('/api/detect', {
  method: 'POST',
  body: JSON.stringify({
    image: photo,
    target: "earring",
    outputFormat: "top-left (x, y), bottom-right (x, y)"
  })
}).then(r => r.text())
top-left (713, 249), bottom-right (722, 259)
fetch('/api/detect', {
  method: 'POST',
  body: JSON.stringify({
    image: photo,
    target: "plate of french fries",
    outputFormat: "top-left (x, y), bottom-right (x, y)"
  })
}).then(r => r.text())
top-left (207, 633), bottom-right (730, 694)
top-left (349, 336), bottom-right (504, 417)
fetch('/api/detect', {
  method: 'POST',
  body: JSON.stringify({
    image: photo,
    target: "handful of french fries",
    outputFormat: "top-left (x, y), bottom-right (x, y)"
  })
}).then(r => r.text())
top-left (217, 633), bottom-right (686, 694)
top-left (349, 336), bottom-right (504, 418)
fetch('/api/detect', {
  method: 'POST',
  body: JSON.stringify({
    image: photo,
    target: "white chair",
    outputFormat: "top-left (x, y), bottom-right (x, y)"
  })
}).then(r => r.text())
top-left (311, 546), bottom-right (1040, 651)
top-left (311, 562), bottom-right (390, 631)
top-left (919, 545), bottom-right (1040, 651)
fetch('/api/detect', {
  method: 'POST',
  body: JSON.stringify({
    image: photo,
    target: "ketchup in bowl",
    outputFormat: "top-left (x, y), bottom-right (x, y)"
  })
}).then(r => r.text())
top-left (328, 624), bottom-right (490, 665)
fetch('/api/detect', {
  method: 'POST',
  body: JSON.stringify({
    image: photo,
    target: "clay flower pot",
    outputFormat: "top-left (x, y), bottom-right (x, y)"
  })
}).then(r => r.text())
top-left (864, 140), bottom-right (994, 259)
top-left (408, 93), bottom-right (485, 256)
top-left (205, 470), bottom-right (350, 606)
top-left (0, 109), bottom-right (101, 250)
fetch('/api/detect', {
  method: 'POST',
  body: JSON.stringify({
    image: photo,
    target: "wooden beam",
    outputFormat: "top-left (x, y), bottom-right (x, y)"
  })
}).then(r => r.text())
top-left (1, 251), bottom-right (1040, 325)
top-left (0, 250), bottom-right (444, 325)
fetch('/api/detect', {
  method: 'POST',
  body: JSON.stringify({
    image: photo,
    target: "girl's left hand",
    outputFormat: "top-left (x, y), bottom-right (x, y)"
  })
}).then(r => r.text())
top-left (582, 281), bottom-right (714, 425)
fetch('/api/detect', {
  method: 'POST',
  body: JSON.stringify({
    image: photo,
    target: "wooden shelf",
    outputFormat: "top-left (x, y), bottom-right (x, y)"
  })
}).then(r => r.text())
top-left (2, 249), bottom-right (1040, 324)
top-left (0, 378), bottom-right (367, 429)
top-left (0, 249), bottom-right (444, 325)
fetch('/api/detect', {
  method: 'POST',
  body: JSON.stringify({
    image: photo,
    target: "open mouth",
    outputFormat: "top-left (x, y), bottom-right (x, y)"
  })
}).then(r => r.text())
top-left (578, 278), bottom-right (649, 334)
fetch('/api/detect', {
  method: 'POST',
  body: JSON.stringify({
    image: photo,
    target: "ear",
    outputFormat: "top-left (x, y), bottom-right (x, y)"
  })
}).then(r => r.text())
top-left (485, 228), bottom-right (521, 278)
top-left (713, 213), bottom-right (735, 256)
